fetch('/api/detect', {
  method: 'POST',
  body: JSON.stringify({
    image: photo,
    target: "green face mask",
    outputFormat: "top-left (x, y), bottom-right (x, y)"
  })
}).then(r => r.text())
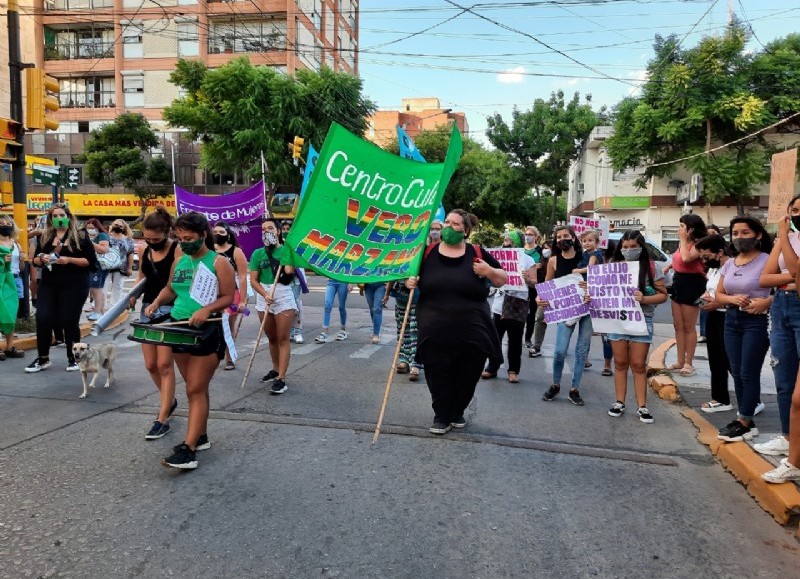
top-left (52, 217), bottom-right (69, 229)
top-left (180, 237), bottom-right (204, 256)
top-left (441, 226), bottom-right (465, 245)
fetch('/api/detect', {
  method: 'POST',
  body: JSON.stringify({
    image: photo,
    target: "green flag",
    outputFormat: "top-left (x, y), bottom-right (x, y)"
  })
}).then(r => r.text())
top-left (0, 245), bottom-right (18, 335)
top-left (285, 122), bottom-right (462, 283)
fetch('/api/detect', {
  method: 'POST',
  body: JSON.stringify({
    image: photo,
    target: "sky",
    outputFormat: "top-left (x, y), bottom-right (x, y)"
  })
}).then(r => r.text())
top-left (357, 0), bottom-right (800, 144)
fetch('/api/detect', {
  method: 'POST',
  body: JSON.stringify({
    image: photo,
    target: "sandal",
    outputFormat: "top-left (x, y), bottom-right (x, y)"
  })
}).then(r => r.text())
top-left (701, 400), bottom-right (733, 413)
top-left (508, 372), bottom-right (520, 383)
top-left (601, 368), bottom-right (613, 377)
top-left (409, 367), bottom-right (420, 382)
top-left (0, 351), bottom-right (5, 361)
top-left (679, 365), bottom-right (696, 377)
top-left (666, 363), bottom-right (684, 371)
top-left (396, 362), bottom-right (410, 374)
top-left (481, 370), bottom-right (497, 379)
top-left (584, 361), bottom-right (592, 369)
top-left (5, 348), bottom-right (24, 358)
top-left (224, 361), bottom-right (236, 371)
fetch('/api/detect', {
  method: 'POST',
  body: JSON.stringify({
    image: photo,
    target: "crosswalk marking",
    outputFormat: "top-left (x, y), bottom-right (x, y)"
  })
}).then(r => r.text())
top-left (350, 344), bottom-right (382, 359)
top-left (292, 343), bottom-right (324, 356)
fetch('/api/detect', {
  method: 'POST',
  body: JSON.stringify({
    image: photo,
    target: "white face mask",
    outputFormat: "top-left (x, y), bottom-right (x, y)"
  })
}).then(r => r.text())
top-left (542, 249), bottom-right (552, 259)
top-left (87, 228), bottom-right (97, 236)
top-left (525, 235), bottom-right (536, 244)
top-left (262, 232), bottom-right (278, 246)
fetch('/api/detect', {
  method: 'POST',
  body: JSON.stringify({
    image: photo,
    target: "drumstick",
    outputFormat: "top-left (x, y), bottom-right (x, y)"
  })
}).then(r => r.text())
top-left (372, 287), bottom-right (415, 444)
top-left (241, 266), bottom-right (282, 388)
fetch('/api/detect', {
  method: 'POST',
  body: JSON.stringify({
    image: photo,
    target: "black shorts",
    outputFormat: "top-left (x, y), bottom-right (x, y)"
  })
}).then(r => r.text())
top-left (670, 272), bottom-right (706, 306)
top-left (171, 319), bottom-right (226, 359)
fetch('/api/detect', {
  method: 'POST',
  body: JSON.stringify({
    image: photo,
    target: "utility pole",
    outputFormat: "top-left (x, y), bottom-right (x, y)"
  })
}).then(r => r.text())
top-left (8, 0), bottom-right (29, 251)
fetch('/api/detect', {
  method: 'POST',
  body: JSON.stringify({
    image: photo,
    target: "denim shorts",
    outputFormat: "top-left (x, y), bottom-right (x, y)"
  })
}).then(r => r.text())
top-left (89, 269), bottom-right (109, 288)
top-left (608, 315), bottom-right (654, 344)
top-left (13, 274), bottom-right (23, 298)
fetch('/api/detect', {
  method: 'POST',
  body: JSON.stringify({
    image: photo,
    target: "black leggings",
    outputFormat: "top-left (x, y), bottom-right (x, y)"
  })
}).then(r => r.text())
top-left (705, 310), bottom-right (731, 405)
top-left (524, 286), bottom-right (537, 342)
top-left (36, 281), bottom-right (88, 363)
top-left (487, 314), bottom-right (525, 374)
top-left (419, 341), bottom-right (487, 423)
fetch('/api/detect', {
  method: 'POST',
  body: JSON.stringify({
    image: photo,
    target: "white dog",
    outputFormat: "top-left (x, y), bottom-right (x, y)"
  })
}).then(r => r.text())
top-left (72, 342), bottom-right (117, 399)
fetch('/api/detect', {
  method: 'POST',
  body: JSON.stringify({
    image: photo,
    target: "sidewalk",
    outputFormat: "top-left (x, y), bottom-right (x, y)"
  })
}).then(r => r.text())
top-left (649, 321), bottom-right (800, 534)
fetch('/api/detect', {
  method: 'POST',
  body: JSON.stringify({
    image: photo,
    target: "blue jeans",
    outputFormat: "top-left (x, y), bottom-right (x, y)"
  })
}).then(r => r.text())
top-left (724, 309), bottom-right (769, 421)
top-left (769, 290), bottom-right (800, 435)
top-left (323, 280), bottom-right (349, 328)
top-left (363, 282), bottom-right (386, 336)
top-left (699, 309), bottom-right (708, 337)
top-left (552, 315), bottom-right (592, 388)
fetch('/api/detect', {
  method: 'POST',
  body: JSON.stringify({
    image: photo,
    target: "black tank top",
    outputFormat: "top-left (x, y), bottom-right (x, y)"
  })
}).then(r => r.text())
top-left (554, 252), bottom-right (582, 278)
top-left (218, 245), bottom-right (237, 273)
top-left (142, 241), bottom-right (178, 303)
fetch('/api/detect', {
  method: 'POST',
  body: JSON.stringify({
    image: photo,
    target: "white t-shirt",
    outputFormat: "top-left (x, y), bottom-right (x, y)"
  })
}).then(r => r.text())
top-left (705, 267), bottom-right (725, 312)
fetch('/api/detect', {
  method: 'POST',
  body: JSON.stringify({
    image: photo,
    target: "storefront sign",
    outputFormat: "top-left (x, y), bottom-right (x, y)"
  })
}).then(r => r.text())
top-left (21, 193), bottom-right (176, 216)
top-left (607, 217), bottom-right (643, 229)
top-left (598, 196), bottom-right (650, 209)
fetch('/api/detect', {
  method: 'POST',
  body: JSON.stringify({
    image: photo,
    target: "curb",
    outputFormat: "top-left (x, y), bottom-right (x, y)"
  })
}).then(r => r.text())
top-left (13, 311), bottom-right (131, 352)
top-left (648, 340), bottom-right (800, 535)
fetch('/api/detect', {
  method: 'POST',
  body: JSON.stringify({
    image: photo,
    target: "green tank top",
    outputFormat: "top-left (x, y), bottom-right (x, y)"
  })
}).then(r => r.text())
top-left (170, 250), bottom-right (218, 321)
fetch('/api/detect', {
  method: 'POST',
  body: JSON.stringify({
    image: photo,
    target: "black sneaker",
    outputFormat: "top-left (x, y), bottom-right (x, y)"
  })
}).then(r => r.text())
top-left (270, 378), bottom-right (287, 395)
top-left (260, 369), bottom-right (279, 383)
top-left (568, 389), bottom-right (584, 406)
top-left (637, 407), bottom-right (654, 424)
top-left (429, 421), bottom-right (451, 435)
top-left (718, 420), bottom-right (758, 442)
top-left (528, 347), bottom-right (542, 358)
top-left (542, 384), bottom-right (560, 401)
top-left (608, 401), bottom-right (625, 417)
top-left (24, 357), bottom-right (51, 373)
top-left (195, 434), bottom-right (211, 451)
top-left (161, 443), bottom-right (198, 470)
top-left (145, 421), bottom-right (170, 440)
top-left (65, 362), bottom-right (79, 372)
top-left (524, 340), bottom-right (532, 349)
top-left (450, 416), bottom-right (466, 429)
top-left (168, 398), bottom-right (178, 418)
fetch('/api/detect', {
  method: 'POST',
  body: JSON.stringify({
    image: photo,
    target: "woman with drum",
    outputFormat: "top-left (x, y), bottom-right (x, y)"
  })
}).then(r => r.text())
top-left (144, 212), bottom-right (235, 470)
top-left (212, 221), bottom-right (248, 371)
top-left (133, 207), bottom-right (182, 441)
top-left (249, 218), bottom-right (297, 395)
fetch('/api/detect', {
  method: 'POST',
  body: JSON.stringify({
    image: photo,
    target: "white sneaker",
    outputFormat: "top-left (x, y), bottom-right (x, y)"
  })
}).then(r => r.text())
top-left (314, 332), bottom-right (329, 344)
top-left (66, 363), bottom-right (80, 372)
top-left (763, 460), bottom-right (800, 484)
top-left (294, 333), bottom-right (304, 344)
top-left (335, 330), bottom-right (348, 341)
top-left (753, 435), bottom-right (790, 456)
top-left (754, 401), bottom-right (766, 415)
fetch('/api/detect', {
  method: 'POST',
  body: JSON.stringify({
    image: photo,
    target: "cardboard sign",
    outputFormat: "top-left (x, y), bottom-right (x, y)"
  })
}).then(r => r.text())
top-left (569, 215), bottom-right (610, 249)
top-left (537, 274), bottom-right (589, 324)
top-left (586, 262), bottom-right (647, 335)
top-left (767, 148), bottom-right (798, 224)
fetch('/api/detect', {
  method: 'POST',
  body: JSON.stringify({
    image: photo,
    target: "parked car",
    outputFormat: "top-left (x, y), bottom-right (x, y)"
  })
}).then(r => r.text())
top-left (607, 231), bottom-right (673, 288)
top-left (131, 229), bottom-right (145, 271)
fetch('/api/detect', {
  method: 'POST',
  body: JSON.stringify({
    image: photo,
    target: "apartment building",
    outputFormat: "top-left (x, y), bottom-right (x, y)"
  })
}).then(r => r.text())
top-left (566, 126), bottom-right (790, 252)
top-left (0, 1), bottom-right (37, 118)
top-left (16, 0), bottom-right (357, 198)
top-left (366, 97), bottom-right (469, 149)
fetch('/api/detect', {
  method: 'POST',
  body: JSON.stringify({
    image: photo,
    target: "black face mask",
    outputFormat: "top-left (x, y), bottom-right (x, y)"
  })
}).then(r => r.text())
top-left (792, 215), bottom-right (800, 232)
top-left (558, 239), bottom-right (573, 251)
top-left (111, 226), bottom-right (125, 234)
top-left (704, 259), bottom-right (721, 269)
top-left (214, 234), bottom-right (229, 246)
top-left (0, 225), bottom-right (13, 237)
top-left (146, 238), bottom-right (167, 251)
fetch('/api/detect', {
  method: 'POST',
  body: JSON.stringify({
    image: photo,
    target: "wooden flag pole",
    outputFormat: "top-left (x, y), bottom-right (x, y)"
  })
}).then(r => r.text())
top-left (241, 266), bottom-right (283, 388)
top-left (372, 287), bottom-right (416, 444)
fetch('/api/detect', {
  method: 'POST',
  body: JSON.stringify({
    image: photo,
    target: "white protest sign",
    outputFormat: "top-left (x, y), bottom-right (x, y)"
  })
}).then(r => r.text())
top-left (486, 247), bottom-right (527, 291)
top-left (189, 261), bottom-right (219, 307)
top-left (536, 274), bottom-right (589, 324)
top-left (222, 312), bottom-right (237, 361)
top-left (586, 262), bottom-right (648, 335)
top-left (569, 215), bottom-right (610, 249)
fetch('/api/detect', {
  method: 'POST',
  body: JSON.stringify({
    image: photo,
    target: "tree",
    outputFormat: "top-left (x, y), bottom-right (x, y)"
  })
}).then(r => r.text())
top-left (163, 58), bottom-right (376, 186)
top-left (78, 112), bottom-right (172, 222)
top-left (486, 90), bottom-right (599, 232)
top-left (606, 24), bottom-right (800, 215)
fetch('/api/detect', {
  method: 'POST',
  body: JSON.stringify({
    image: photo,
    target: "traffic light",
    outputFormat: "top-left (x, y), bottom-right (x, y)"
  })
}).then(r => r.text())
top-left (0, 118), bottom-right (23, 162)
top-left (291, 136), bottom-right (304, 159)
top-left (25, 68), bottom-right (60, 131)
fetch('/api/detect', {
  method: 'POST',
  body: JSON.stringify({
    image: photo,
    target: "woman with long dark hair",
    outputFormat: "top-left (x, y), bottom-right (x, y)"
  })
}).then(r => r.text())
top-left (144, 211), bottom-right (235, 470)
top-left (666, 213), bottom-right (707, 377)
top-left (26, 204), bottom-right (96, 373)
top-left (605, 231), bottom-right (668, 423)
top-left (213, 221), bottom-right (249, 370)
top-left (134, 206), bottom-right (181, 440)
top-left (715, 215), bottom-right (773, 442)
top-left (85, 217), bottom-right (110, 321)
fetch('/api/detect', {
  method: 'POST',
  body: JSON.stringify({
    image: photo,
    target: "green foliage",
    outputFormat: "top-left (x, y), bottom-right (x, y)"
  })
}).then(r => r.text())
top-left (163, 58), bottom-right (377, 185)
top-left (607, 24), bottom-right (800, 209)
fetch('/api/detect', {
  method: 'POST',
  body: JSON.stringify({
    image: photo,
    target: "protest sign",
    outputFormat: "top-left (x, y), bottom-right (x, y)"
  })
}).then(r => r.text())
top-left (285, 122), bottom-right (463, 283)
top-left (537, 274), bottom-right (589, 324)
top-left (586, 262), bottom-right (647, 335)
top-left (569, 215), bottom-right (610, 248)
top-left (174, 181), bottom-right (266, 259)
top-left (767, 148), bottom-right (798, 224)
top-left (486, 247), bottom-right (527, 291)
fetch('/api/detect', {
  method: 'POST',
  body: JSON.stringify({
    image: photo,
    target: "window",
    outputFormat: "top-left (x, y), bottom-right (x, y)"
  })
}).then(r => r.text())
top-left (122, 74), bottom-right (144, 108)
top-left (177, 22), bottom-right (199, 57)
top-left (122, 23), bottom-right (143, 58)
top-left (208, 20), bottom-right (287, 54)
top-left (78, 122), bottom-right (90, 133)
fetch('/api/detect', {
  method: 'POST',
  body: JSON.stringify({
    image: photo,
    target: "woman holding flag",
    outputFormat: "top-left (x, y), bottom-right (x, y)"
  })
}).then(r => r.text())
top-left (407, 209), bottom-right (507, 435)
top-left (250, 218), bottom-right (297, 395)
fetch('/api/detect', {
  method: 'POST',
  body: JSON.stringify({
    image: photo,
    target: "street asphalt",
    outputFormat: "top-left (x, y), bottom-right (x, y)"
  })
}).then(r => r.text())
top-left (0, 277), bottom-right (797, 578)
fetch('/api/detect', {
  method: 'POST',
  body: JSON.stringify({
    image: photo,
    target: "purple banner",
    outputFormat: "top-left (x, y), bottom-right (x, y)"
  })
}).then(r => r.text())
top-left (174, 182), bottom-right (266, 258)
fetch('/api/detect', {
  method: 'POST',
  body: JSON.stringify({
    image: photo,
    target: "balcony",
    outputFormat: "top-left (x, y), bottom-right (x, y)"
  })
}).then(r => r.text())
top-left (207, 33), bottom-right (286, 54)
top-left (45, 40), bottom-right (115, 61)
top-left (59, 90), bottom-right (116, 109)
top-left (48, 0), bottom-right (114, 9)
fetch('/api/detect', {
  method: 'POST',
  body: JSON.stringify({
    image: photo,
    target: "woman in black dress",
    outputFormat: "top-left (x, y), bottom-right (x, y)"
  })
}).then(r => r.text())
top-left (407, 209), bottom-right (507, 434)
